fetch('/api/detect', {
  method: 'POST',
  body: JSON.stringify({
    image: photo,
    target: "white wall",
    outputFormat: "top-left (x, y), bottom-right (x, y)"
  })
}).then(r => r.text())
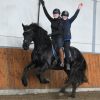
top-left (95, 2), bottom-right (100, 53)
top-left (0, 0), bottom-right (100, 53)
top-left (0, 0), bottom-right (38, 47)
top-left (39, 0), bottom-right (93, 52)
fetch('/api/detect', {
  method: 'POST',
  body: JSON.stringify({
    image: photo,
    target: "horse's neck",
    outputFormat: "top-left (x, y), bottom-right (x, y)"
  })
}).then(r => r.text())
top-left (33, 36), bottom-right (52, 50)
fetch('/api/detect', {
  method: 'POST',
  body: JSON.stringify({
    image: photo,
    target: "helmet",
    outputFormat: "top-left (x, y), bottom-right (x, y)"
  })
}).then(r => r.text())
top-left (53, 8), bottom-right (60, 14)
top-left (61, 11), bottom-right (69, 17)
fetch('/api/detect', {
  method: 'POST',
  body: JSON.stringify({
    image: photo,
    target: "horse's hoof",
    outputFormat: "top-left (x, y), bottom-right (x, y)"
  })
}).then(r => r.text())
top-left (68, 94), bottom-right (75, 98)
top-left (59, 88), bottom-right (66, 93)
top-left (59, 92), bottom-right (64, 96)
top-left (21, 76), bottom-right (28, 87)
top-left (40, 79), bottom-right (50, 84)
top-left (64, 79), bottom-right (69, 84)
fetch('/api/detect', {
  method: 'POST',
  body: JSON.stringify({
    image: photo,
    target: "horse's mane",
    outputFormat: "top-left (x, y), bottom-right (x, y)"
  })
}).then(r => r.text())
top-left (29, 23), bottom-right (48, 35)
top-left (29, 23), bottom-right (51, 47)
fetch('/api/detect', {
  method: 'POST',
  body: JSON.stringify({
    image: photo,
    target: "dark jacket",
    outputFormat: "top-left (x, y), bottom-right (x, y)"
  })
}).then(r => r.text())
top-left (41, 5), bottom-right (62, 36)
top-left (59, 9), bottom-right (80, 40)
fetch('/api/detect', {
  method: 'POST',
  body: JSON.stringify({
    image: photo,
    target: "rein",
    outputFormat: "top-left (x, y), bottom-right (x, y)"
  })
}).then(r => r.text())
top-left (24, 28), bottom-right (32, 32)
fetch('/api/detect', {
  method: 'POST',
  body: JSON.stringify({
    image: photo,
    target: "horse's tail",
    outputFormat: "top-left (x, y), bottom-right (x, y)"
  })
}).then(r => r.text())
top-left (72, 46), bottom-right (87, 71)
top-left (69, 47), bottom-right (88, 85)
top-left (79, 58), bottom-right (88, 83)
top-left (75, 47), bottom-right (88, 83)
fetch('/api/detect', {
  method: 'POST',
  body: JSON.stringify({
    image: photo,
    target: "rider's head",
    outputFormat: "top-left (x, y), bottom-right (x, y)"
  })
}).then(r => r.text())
top-left (61, 10), bottom-right (69, 20)
top-left (53, 8), bottom-right (60, 19)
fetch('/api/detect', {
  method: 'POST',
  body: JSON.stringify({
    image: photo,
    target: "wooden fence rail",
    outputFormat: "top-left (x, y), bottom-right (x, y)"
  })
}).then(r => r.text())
top-left (0, 48), bottom-right (100, 89)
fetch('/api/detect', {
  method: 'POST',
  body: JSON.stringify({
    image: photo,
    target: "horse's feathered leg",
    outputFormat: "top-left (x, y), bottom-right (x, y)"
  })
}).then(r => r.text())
top-left (64, 69), bottom-right (71, 84)
top-left (59, 81), bottom-right (71, 93)
top-left (35, 62), bottom-right (50, 84)
top-left (63, 60), bottom-right (72, 83)
top-left (69, 83), bottom-right (77, 98)
top-left (59, 81), bottom-right (77, 98)
top-left (21, 62), bottom-right (35, 86)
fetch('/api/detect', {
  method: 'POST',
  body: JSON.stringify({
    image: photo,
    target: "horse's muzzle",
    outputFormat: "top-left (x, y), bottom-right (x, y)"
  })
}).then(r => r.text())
top-left (22, 43), bottom-right (29, 50)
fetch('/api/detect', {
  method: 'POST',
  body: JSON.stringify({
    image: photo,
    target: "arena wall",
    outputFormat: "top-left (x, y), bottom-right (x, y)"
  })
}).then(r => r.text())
top-left (0, 48), bottom-right (100, 89)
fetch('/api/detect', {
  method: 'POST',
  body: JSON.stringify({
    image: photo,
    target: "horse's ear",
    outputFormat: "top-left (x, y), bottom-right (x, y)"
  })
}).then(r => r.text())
top-left (22, 23), bottom-right (24, 28)
top-left (22, 23), bottom-right (25, 30)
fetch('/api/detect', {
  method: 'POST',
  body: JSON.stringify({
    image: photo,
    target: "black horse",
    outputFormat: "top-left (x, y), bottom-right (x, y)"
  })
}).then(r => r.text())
top-left (21, 23), bottom-right (87, 98)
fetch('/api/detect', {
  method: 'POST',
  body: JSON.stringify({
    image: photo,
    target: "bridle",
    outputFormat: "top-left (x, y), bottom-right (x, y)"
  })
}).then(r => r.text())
top-left (24, 28), bottom-right (34, 44)
top-left (24, 28), bottom-right (32, 32)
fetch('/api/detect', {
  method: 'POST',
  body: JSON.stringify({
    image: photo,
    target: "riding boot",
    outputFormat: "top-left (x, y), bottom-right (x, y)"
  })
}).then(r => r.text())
top-left (64, 41), bottom-right (71, 69)
top-left (60, 62), bottom-right (64, 67)
top-left (52, 59), bottom-right (57, 67)
top-left (65, 58), bottom-right (71, 70)
top-left (66, 63), bottom-right (70, 70)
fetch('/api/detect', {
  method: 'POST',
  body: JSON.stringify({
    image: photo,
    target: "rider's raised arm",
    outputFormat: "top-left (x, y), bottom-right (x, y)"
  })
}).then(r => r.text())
top-left (40, 0), bottom-right (53, 22)
top-left (69, 3), bottom-right (83, 23)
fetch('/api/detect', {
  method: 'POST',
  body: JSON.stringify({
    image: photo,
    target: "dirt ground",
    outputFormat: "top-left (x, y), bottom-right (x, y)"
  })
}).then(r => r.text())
top-left (0, 92), bottom-right (100, 100)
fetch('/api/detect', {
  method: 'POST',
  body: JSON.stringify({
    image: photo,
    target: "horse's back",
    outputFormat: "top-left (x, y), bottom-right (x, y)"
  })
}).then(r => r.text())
top-left (70, 46), bottom-right (85, 60)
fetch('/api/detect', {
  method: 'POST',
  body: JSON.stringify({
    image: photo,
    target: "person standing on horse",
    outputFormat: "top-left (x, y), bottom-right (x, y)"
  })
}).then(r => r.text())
top-left (59, 3), bottom-right (83, 69)
top-left (40, 0), bottom-right (64, 67)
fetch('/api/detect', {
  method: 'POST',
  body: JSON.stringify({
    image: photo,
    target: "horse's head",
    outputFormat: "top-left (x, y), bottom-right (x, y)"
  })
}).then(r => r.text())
top-left (22, 23), bottom-right (35, 50)
top-left (22, 23), bottom-right (50, 50)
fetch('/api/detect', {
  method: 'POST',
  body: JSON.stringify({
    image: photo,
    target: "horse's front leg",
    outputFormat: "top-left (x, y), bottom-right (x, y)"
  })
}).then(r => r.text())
top-left (35, 62), bottom-right (50, 84)
top-left (21, 62), bottom-right (35, 86)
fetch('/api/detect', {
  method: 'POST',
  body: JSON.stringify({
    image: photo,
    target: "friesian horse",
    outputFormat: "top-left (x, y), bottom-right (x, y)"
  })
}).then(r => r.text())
top-left (21, 23), bottom-right (87, 98)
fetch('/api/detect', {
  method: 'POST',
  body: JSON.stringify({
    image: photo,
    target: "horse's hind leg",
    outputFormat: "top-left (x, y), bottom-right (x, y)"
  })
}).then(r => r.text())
top-left (36, 72), bottom-right (50, 84)
top-left (35, 63), bottom-right (50, 84)
top-left (64, 69), bottom-right (71, 84)
top-left (69, 83), bottom-right (77, 98)
top-left (59, 81), bottom-right (70, 93)
top-left (21, 62), bottom-right (34, 86)
top-left (59, 81), bottom-right (77, 98)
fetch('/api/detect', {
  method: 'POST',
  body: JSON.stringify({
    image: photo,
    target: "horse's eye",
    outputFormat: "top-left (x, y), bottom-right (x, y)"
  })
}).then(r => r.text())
top-left (23, 32), bottom-right (26, 36)
top-left (24, 39), bottom-right (28, 43)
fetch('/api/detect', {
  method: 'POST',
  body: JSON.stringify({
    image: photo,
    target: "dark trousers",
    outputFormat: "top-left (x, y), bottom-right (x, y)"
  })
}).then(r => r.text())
top-left (64, 40), bottom-right (70, 63)
top-left (52, 35), bottom-right (64, 53)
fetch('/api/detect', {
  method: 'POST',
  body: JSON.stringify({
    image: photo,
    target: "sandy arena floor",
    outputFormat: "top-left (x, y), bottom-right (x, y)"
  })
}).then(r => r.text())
top-left (0, 91), bottom-right (100, 100)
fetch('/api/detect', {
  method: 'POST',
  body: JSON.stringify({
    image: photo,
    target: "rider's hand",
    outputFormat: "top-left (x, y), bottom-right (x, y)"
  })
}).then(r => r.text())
top-left (48, 34), bottom-right (52, 37)
top-left (78, 3), bottom-right (83, 10)
top-left (40, 0), bottom-right (45, 6)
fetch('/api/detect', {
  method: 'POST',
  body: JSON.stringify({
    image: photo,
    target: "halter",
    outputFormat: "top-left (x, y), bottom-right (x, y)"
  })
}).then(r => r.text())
top-left (24, 29), bottom-right (34, 44)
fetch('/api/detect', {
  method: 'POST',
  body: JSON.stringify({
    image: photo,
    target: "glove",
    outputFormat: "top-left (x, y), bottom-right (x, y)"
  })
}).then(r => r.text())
top-left (40, 0), bottom-right (45, 6)
top-left (48, 34), bottom-right (52, 37)
top-left (78, 3), bottom-right (83, 9)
